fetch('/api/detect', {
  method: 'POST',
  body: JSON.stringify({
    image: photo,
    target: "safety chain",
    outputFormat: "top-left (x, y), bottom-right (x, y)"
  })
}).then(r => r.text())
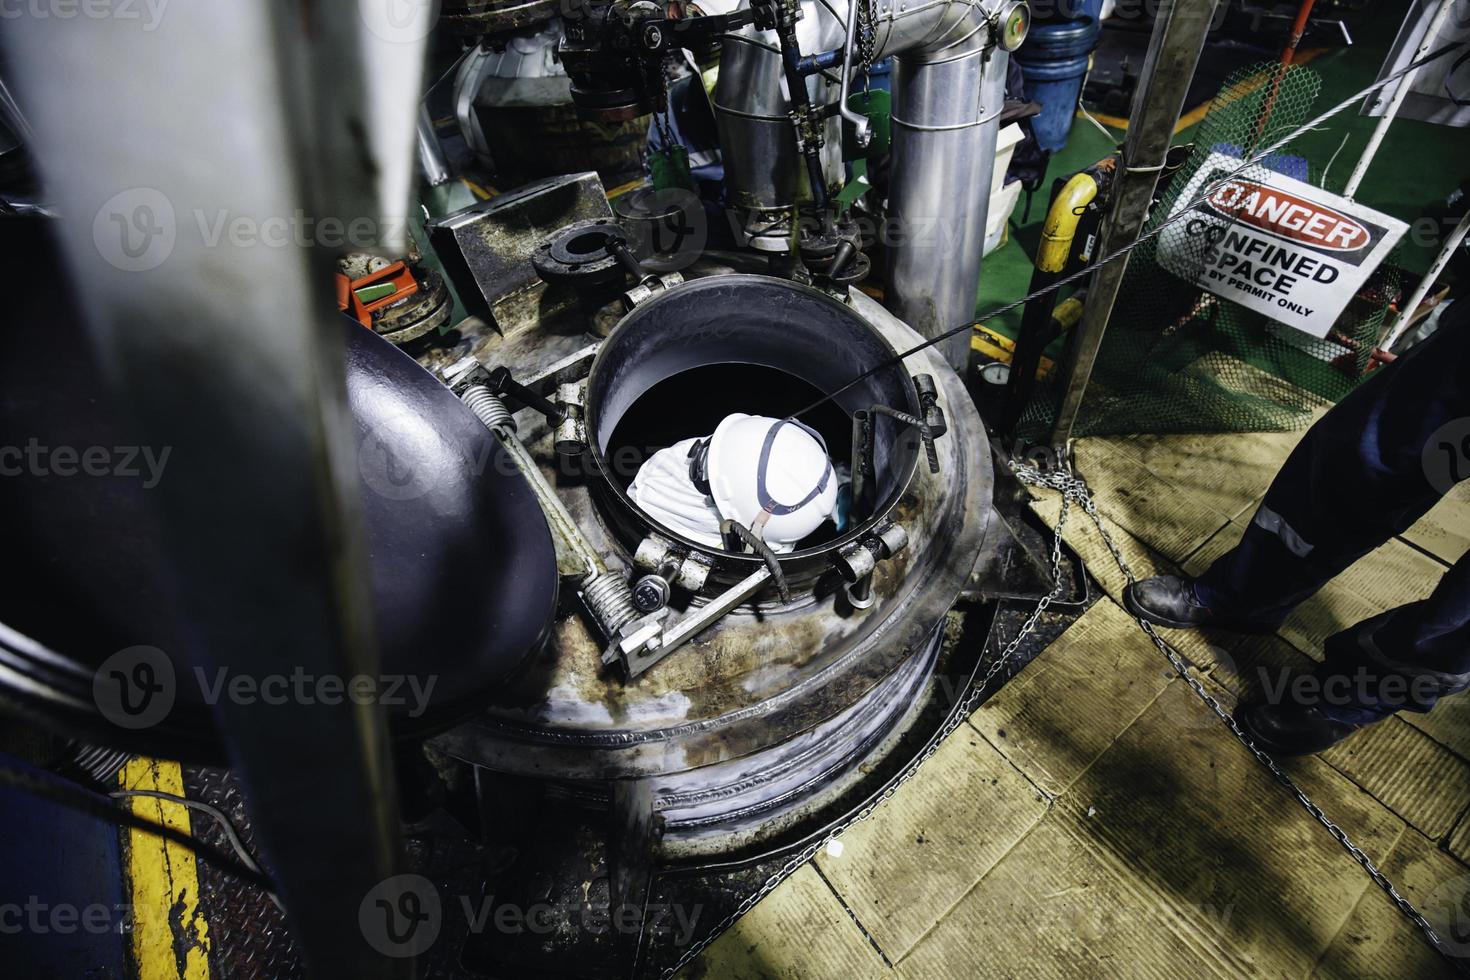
top-left (659, 460), bottom-right (1461, 977)
top-left (658, 466), bottom-right (1076, 978)
top-left (1007, 460), bottom-right (1460, 970)
top-left (857, 0), bottom-right (878, 98)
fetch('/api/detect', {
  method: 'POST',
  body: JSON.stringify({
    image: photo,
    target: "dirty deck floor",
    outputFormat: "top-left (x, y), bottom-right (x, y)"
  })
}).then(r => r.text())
top-left (683, 428), bottom-right (1470, 978)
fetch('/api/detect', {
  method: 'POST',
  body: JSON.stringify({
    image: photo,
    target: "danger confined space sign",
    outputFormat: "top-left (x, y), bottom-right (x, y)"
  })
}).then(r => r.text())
top-left (1159, 152), bottom-right (1407, 338)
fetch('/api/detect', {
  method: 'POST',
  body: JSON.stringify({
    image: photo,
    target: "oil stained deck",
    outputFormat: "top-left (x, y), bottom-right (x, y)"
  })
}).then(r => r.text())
top-left (684, 429), bottom-right (1470, 978)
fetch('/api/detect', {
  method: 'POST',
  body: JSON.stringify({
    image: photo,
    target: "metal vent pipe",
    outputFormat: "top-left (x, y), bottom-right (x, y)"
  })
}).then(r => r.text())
top-left (715, 0), bottom-right (1014, 368)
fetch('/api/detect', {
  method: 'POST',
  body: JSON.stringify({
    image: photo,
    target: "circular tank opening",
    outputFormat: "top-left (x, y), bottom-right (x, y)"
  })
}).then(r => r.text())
top-left (586, 275), bottom-right (921, 559)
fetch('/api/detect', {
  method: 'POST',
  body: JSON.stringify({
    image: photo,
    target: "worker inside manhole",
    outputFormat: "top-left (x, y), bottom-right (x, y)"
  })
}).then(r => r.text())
top-left (606, 363), bottom-right (854, 553)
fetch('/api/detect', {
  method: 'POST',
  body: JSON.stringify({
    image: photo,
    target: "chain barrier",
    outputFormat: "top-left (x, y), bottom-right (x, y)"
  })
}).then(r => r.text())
top-left (657, 469), bottom-right (1077, 977)
top-left (658, 460), bottom-right (1462, 977)
top-left (1008, 460), bottom-right (1458, 970)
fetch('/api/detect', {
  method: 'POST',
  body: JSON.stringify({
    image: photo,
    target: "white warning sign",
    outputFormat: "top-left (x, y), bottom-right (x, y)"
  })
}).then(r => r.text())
top-left (1158, 152), bottom-right (1408, 338)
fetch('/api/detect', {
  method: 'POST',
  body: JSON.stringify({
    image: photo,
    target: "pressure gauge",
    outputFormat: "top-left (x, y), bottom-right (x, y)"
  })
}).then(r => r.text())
top-left (996, 0), bottom-right (1030, 52)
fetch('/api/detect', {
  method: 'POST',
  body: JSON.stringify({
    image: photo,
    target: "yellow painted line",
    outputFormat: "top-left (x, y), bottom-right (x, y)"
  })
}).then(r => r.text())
top-left (605, 177), bottom-right (648, 200)
top-left (120, 758), bottom-right (211, 980)
top-left (460, 177), bottom-right (496, 201)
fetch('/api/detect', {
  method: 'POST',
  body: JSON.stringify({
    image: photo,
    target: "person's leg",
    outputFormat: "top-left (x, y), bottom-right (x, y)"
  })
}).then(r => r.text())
top-left (1315, 553), bottom-right (1470, 724)
top-left (1239, 553), bottom-right (1470, 754)
top-left (1127, 305), bottom-right (1470, 630)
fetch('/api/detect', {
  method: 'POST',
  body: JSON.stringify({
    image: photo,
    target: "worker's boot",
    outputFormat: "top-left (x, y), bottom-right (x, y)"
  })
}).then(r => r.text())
top-left (1123, 575), bottom-right (1278, 633)
top-left (1235, 700), bottom-right (1371, 756)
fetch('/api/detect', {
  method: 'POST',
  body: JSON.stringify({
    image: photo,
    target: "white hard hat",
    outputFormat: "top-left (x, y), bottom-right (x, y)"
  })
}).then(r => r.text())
top-left (705, 414), bottom-right (838, 553)
top-left (628, 437), bottom-right (726, 549)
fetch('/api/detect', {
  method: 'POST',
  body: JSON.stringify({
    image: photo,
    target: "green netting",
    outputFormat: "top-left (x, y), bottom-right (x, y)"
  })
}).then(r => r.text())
top-left (1018, 62), bottom-right (1401, 440)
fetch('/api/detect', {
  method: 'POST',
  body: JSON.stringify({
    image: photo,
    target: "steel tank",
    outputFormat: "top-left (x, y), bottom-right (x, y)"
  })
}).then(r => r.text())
top-left (432, 275), bottom-right (993, 859)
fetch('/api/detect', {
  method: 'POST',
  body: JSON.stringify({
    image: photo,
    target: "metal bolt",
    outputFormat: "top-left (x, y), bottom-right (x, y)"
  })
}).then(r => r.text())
top-left (643, 24), bottom-right (663, 49)
top-left (632, 575), bottom-right (671, 613)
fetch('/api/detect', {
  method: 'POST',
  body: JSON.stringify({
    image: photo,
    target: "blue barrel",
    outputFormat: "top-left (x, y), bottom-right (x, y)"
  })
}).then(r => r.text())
top-left (1015, 16), bottom-right (1102, 154)
top-left (862, 57), bottom-right (893, 93)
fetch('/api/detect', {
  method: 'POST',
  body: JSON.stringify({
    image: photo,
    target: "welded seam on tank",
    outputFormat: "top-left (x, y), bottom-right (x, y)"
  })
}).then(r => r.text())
top-left (472, 572), bottom-right (946, 748)
top-left (655, 635), bottom-right (937, 809)
top-left (889, 106), bottom-right (1002, 130)
top-left (473, 472), bottom-right (971, 751)
top-left (925, 7), bottom-right (991, 54)
top-left (478, 439), bottom-right (970, 750)
top-left (658, 636), bottom-right (940, 825)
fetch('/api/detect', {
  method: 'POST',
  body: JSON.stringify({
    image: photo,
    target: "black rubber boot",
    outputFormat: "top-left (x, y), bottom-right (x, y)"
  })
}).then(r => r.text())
top-left (1236, 701), bottom-right (1368, 756)
top-left (1123, 575), bottom-right (1279, 633)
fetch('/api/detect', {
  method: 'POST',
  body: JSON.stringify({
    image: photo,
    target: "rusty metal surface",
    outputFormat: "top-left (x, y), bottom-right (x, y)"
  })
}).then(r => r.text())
top-left (430, 278), bottom-right (995, 856)
top-left (184, 568), bottom-right (1092, 977)
top-left (374, 269), bottom-right (453, 345)
top-left (426, 172), bottom-right (614, 332)
top-left (442, 0), bottom-right (560, 35)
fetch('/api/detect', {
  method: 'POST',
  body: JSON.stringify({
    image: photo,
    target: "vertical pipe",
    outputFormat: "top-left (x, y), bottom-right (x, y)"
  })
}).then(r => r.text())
top-left (887, 44), bottom-right (1009, 371)
top-left (1280, 0), bottom-right (1318, 65)
top-left (3, 8), bottom-right (421, 976)
top-left (1342, 0), bottom-right (1457, 200)
top-left (416, 104), bottom-right (452, 187)
top-left (1048, 0), bottom-right (1217, 450)
top-left (1380, 209), bottom-right (1470, 351)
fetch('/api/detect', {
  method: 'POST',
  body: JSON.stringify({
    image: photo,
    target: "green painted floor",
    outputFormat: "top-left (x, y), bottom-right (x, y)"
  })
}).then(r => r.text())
top-left (976, 0), bottom-right (1466, 349)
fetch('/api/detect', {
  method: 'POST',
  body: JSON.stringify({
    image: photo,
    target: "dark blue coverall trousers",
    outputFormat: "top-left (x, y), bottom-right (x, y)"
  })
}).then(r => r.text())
top-left (1193, 301), bottom-right (1470, 725)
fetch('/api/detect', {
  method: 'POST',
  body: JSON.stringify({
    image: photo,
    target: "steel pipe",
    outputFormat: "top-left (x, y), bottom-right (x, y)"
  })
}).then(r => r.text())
top-left (887, 42), bottom-right (1008, 369)
top-left (714, 0), bottom-right (1015, 367)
